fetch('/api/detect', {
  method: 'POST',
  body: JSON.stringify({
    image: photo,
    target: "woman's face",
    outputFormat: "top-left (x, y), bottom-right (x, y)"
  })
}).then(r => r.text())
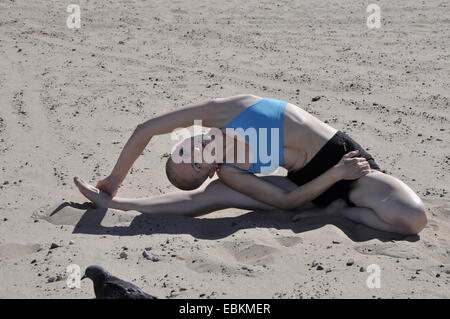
top-left (173, 134), bottom-right (215, 165)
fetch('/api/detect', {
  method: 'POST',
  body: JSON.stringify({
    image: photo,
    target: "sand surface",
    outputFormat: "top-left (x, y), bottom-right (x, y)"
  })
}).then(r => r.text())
top-left (0, 0), bottom-right (449, 298)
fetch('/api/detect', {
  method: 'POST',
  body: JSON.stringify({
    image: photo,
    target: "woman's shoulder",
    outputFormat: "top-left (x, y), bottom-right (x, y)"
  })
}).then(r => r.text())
top-left (213, 94), bottom-right (262, 106)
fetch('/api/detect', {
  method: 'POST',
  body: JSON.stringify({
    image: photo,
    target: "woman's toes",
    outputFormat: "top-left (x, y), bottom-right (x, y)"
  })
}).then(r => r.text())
top-left (74, 177), bottom-right (89, 191)
top-left (73, 176), bottom-right (81, 187)
top-left (73, 177), bottom-right (85, 192)
top-left (74, 177), bottom-right (98, 193)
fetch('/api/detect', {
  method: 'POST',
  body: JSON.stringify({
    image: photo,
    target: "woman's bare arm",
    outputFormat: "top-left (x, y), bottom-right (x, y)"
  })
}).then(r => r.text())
top-left (97, 94), bottom-right (254, 195)
top-left (108, 98), bottom-right (217, 186)
top-left (218, 151), bottom-right (371, 210)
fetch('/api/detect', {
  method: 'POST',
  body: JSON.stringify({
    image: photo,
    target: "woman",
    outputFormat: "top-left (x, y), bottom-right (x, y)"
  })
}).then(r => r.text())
top-left (74, 94), bottom-right (427, 235)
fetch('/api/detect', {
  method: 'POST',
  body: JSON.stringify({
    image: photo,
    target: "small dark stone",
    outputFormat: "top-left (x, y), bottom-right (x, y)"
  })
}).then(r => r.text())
top-left (50, 243), bottom-right (60, 249)
top-left (119, 252), bottom-right (128, 259)
top-left (346, 259), bottom-right (354, 266)
top-left (312, 96), bottom-right (321, 102)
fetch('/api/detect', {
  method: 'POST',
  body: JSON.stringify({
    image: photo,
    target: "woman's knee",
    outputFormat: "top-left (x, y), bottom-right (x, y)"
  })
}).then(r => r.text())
top-left (384, 200), bottom-right (427, 235)
top-left (403, 203), bottom-right (427, 234)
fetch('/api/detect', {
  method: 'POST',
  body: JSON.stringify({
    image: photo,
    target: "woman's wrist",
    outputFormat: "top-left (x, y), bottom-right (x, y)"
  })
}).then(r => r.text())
top-left (108, 173), bottom-right (123, 185)
top-left (327, 166), bottom-right (343, 182)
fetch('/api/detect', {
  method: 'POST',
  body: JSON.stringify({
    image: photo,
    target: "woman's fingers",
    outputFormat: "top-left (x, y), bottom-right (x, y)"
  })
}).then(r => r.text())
top-left (95, 179), bottom-right (106, 188)
top-left (343, 150), bottom-right (360, 158)
top-left (357, 161), bottom-right (369, 167)
top-left (359, 166), bottom-right (371, 176)
top-left (361, 170), bottom-right (370, 177)
top-left (95, 180), bottom-right (114, 196)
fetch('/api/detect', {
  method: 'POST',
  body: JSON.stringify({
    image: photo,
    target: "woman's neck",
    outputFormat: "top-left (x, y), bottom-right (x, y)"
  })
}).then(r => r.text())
top-left (218, 129), bottom-right (252, 169)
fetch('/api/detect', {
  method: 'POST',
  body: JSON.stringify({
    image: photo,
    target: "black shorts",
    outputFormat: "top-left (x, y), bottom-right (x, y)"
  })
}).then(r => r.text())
top-left (287, 131), bottom-right (381, 207)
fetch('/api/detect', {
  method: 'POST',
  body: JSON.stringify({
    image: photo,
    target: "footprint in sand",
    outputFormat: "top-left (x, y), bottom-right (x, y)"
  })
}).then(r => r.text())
top-left (0, 243), bottom-right (42, 261)
top-left (32, 202), bottom-right (135, 227)
top-left (427, 220), bottom-right (440, 231)
top-left (186, 255), bottom-right (249, 276)
top-left (220, 241), bottom-right (280, 266)
top-left (33, 202), bottom-right (91, 226)
top-left (423, 200), bottom-right (450, 232)
top-left (430, 206), bottom-right (450, 220)
top-left (275, 236), bottom-right (303, 248)
top-left (186, 241), bottom-right (280, 276)
top-left (354, 243), bottom-right (417, 259)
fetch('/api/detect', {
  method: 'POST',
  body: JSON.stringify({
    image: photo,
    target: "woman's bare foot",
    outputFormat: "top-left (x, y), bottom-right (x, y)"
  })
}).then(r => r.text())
top-left (292, 199), bottom-right (348, 221)
top-left (73, 177), bottom-right (112, 208)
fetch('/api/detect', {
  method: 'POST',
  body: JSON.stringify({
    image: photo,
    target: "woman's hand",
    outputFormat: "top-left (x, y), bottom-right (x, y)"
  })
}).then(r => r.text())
top-left (95, 175), bottom-right (120, 197)
top-left (332, 150), bottom-right (371, 180)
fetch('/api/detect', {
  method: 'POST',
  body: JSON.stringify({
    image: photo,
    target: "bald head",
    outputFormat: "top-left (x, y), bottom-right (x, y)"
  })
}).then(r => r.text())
top-left (165, 157), bottom-right (209, 190)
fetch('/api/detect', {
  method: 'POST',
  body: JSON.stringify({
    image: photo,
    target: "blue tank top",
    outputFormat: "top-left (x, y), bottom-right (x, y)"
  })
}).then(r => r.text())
top-left (221, 98), bottom-right (288, 174)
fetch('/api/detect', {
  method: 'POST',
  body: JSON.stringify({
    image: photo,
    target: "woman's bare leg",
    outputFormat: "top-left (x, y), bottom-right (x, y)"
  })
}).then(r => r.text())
top-left (347, 171), bottom-right (427, 234)
top-left (74, 175), bottom-right (309, 217)
top-left (293, 171), bottom-right (427, 235)
top-left (293, 200), bottom-right (416, 234)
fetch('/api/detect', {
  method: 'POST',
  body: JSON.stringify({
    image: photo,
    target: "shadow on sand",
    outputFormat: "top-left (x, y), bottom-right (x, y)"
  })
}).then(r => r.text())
top-left (49, 201), bottom-right (419, 243)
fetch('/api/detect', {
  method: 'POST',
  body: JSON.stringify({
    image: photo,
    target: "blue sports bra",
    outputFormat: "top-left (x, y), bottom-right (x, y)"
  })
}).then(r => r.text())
top-left (221, 98), bottom-right (288, 174)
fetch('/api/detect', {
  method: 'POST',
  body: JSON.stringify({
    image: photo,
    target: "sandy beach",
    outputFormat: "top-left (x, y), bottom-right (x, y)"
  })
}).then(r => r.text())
top-left (0, 0), bottom-right (449, 298)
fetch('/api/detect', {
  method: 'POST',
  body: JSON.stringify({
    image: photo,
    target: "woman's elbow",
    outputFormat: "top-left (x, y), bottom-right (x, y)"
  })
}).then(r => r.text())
top-left (277, 194), bottom-right (305, 210)
top-left (134, 123), bottom-right (152, 138)
top-left (135, 123), bottom-right (145, 132)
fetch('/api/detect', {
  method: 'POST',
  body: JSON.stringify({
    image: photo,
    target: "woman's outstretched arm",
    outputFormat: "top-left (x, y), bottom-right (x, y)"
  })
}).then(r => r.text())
top-left (93, 94), bottom-right (255, 195)
top-left (98, 98), bottom-right (217, 195)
